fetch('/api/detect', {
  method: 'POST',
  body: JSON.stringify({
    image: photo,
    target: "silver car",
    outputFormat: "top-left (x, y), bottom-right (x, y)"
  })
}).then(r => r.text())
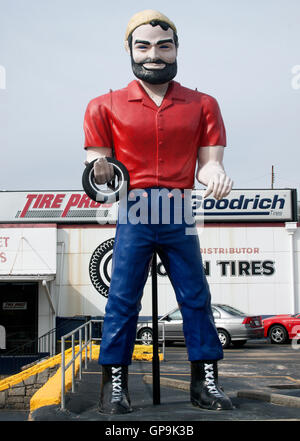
top-left (136, 304), bottom-right (264, 349)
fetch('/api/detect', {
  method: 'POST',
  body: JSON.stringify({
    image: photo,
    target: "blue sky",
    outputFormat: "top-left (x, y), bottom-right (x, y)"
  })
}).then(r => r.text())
top-left (0, 0), bottom-right (300, 195)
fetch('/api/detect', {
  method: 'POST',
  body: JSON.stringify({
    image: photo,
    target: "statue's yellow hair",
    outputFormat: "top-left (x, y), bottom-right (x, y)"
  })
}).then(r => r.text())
top-left (125, 9), bottom-right (177, 41)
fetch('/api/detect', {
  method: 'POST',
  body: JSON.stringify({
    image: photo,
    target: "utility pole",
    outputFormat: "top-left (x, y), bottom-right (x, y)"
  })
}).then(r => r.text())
top-left (271, 165), bottom-right (275, 189)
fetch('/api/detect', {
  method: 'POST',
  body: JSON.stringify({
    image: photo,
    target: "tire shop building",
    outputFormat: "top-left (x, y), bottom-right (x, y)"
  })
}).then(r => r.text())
top-left (0, 188), bottom-right (298, 355)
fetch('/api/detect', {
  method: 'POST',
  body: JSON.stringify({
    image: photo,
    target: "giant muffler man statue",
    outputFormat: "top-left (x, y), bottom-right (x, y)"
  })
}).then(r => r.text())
top-left (84, 10), bottom-right (234, 413)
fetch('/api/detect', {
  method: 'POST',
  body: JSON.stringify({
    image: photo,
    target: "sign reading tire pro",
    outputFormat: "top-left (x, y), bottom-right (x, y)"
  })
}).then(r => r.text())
top-left (0, 189), bottom-right (297, 223)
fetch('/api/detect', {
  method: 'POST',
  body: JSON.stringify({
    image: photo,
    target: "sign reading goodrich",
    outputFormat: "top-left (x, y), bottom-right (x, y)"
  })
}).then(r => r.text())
top-left (0, 189), bottom-right (297, 223)
top-left (192, 189), bottom-right (297, 222)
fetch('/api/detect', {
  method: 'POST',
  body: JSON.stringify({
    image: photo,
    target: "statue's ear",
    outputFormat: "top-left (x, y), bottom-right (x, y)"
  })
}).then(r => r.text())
top-left (124, 40), bottom-right (130, 54)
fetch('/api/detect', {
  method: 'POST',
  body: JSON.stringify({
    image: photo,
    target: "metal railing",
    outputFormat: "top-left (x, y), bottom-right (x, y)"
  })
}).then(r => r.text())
top-left (38, 328), bottom-right (57, 356)
top-left (2, 327), bottom-right (57, 357)
top-left (61, 319), bottom-right (101, 410)
top-left (60, 319), bottom-right (166, 411)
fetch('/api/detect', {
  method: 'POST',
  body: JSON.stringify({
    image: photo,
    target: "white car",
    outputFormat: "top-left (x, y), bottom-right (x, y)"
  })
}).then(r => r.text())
top-left (136, 304), bottom-right (264, 349)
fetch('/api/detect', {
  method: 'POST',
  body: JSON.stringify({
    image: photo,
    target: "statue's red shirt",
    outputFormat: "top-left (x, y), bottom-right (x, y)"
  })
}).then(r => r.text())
top-left (84, 80), bottom-right (226, 189)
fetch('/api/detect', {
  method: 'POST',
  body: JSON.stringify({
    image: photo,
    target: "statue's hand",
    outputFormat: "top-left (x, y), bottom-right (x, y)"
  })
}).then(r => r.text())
top-left (197, 162), bottom-right (233, 200)
top-left (203, 172), bottom-right (233, 200)
top-left (88, 157), bottom-right (115, 185)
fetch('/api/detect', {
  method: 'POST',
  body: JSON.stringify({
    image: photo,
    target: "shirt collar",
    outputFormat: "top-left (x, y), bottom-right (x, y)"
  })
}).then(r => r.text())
top-left (127, 79), bottom-right (186, 102)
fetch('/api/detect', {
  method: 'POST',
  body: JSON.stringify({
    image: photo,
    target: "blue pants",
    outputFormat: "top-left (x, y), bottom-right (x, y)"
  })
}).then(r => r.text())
top-left (99, 188), bottom-right (223, 365)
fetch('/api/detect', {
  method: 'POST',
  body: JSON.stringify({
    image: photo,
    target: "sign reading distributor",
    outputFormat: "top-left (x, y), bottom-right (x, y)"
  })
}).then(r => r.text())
top-left (0, 189), bottom-right (297, 223)
top-left (88, 238), bottom-right (277, 298)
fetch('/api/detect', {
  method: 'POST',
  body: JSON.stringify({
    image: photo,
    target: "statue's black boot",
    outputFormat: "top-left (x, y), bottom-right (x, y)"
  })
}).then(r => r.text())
top-left (190, 361), bottom-right (233, 410)
top-left (99, 365), bottom-right (133, 414)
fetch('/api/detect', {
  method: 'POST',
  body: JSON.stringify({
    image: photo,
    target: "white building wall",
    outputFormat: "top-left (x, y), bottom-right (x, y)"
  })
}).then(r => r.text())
top-left (38, 280), bottom-right (56, 337)
top-left (56, 227), bottom-right (112, 317)
top-left (199, 225), bottom-right (294, 315)
top-left (0, 225), bottom-right (57, 341)
top-left (56, 223), bottom-right (300, 318)
top-left (1, 190), bottom-right (298, 343)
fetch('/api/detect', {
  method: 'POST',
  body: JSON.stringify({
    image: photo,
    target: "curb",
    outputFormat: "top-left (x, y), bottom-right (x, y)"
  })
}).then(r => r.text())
top-left (0, 352), bottom-right (64, 393)
top-left (143, 375), bottom-right (300, 409)
top-left (143, 374), bottom-right (189, 391)
top-left (0, 351), bottom-right (68, 411)
top-left (29, 346), bottom-right (96, 415)
top-left (237, 390), bottom-right (300, 408)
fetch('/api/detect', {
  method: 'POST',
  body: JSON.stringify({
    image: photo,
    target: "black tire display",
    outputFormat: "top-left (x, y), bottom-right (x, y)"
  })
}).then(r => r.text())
top-left (89, 239), bottom-right (115, 298)
top-left (89, 239), bottom-right (164, 298)
top-left (82, 157), bottom-right (130, 203)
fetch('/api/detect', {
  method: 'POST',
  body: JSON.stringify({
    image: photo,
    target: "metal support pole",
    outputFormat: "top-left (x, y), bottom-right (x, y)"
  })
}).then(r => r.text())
top-left (151, 251), bottom-right (160, 405)
top-left (79, 328), bottom-right (82, 380)
top-left (84, 324), bottom-right (88, 369)
top-left (285, 222), bottom-right (298, 314)
top-left (71, 334), bottom-right (75, 392)
top-left (61, 337), bottom-right (65, 410)
top-left (89, 321), bottom-right (92, 361)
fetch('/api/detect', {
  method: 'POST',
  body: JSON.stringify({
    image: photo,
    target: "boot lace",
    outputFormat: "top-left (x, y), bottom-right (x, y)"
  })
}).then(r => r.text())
top-left (204, 363), bottom-right (222, 397)
top-left (111, 366), bottom-right (122, 402)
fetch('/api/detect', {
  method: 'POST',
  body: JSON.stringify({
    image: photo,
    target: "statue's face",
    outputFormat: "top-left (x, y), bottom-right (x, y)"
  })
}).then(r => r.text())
top-left (129, 23), bottom-right (177, 84)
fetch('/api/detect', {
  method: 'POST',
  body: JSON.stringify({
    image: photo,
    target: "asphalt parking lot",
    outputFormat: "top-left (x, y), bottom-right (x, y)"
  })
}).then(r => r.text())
top-left (26, 339), bottom-right (300, 424)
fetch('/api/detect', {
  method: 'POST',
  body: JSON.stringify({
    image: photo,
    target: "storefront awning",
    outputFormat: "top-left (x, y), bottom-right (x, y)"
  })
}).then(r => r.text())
top-left (0, 275), bottom-right (55, 281)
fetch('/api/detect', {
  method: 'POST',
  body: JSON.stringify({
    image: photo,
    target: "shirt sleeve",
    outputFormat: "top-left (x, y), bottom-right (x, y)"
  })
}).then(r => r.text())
top-left (198, 95), bottom-right (227, 147)
top-left (83, 97), bottom-right (113, 149)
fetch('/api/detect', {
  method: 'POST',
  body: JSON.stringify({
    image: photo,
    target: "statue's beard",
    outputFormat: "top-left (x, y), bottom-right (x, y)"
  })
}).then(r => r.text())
top-left (131, 57), bottom-right (177, 84)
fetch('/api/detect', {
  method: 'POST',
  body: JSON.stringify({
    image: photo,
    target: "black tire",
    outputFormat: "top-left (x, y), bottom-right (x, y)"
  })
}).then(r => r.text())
top-left (89, 239), bottom-right (115, 297)
top-left (82, 157), bottom-right (130, 203)
top-left (217, 329), bottom-right (231, 349)
top-left (138, 328), bottom-right (153, 345)
top-left (232, 340), bottom-right (247, 348)
top-left (269, 324), bottom-right (289, 344)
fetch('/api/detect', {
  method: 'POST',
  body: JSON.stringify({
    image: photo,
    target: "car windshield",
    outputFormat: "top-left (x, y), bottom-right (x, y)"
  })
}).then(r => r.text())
top-left (292, 313), bottom-right (300, 318)
top-left (218, 305), bottom-right (246, 316)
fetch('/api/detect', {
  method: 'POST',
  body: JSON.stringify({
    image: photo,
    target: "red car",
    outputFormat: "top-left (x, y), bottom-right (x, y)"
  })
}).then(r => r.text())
top-left (263, 313), bottom-right (300, 344)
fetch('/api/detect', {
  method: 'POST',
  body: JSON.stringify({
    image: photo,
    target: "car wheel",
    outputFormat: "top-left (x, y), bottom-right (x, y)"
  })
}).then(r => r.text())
top-left (217, 329), bottom-right (231, 349)
top-left (232, 340), bottom-right (247, 348)
top-left (138, 328), bottom-right (153, 345)
top-left (269, 325), bottom-right (289, 344)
